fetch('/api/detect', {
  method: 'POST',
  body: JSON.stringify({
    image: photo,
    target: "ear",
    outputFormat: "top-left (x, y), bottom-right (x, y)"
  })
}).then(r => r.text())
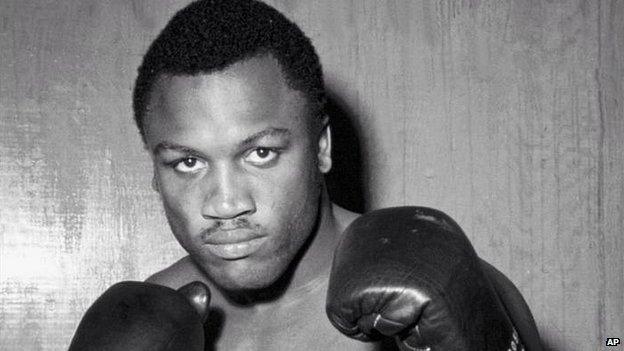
top-left (317, 115), bottom-right (332, 174)
top-left (151, 174), bottom-right (160, 193)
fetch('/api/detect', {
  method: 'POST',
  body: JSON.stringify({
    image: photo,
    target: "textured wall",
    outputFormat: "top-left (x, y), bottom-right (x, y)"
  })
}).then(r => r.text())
top-left (0, 1), bottom-right (622, 350)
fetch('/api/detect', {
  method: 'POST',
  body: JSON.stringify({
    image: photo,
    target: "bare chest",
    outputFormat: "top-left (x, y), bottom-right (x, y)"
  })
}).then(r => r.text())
top-left (205, 286), bottom-right (390, 351)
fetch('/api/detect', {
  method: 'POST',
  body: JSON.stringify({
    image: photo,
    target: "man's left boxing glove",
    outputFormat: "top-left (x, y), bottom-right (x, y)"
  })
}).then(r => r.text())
top-left (68, 281), bottom-right (209, 351)
top-left (326, 207), bottom-right (525, 351)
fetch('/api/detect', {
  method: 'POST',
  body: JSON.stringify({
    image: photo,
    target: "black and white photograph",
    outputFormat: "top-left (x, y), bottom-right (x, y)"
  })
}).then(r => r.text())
top-left (0, 1), bottom-right (622, 350)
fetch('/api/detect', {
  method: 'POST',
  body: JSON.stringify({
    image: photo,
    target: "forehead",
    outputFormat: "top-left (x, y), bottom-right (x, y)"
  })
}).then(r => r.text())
top-left (143, 55), bottom-right (311, 149)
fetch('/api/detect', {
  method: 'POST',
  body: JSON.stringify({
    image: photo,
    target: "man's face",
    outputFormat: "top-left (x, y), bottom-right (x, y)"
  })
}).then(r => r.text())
top-left (143, 55), bottom-right (330, 291)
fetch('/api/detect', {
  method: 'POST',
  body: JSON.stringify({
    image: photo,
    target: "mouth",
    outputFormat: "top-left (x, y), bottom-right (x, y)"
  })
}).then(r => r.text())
top-left (202, 230), bottom-right (267, 260)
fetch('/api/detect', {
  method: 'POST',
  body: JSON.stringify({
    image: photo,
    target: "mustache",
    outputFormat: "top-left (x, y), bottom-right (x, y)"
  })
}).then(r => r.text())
top-left (200, 218), bottom-right (260, 238)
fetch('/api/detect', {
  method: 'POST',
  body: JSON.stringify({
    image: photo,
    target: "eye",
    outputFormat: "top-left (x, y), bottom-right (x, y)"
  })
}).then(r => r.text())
top-left (244, 148), bottom-right (279, 166)
top-left (173, 157), bottom-right (207, 173)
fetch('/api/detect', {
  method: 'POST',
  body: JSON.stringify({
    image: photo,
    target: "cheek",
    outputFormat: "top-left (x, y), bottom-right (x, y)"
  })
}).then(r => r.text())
top-left (157, 175), bottom-right (204, 235)
top-left (258, 147), bottom-right (320, 212)
top-left (260, 151), bottom-right (321, 244)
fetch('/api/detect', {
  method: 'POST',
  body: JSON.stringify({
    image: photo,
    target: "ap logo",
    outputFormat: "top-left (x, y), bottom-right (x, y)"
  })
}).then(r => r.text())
top-left (606, 338), bottom-right (620, 347)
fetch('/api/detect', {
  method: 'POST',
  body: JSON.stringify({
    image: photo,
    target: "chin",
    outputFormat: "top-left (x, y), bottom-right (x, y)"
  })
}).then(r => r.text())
top-left (196, 254), bottom-right (289, 292)
top-left (226, 277), bottom-right (277, 292)
top-left (220, 270), bottom-right (278, 291)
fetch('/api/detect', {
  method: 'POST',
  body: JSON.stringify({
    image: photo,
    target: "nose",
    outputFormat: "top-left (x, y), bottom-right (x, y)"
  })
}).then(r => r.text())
top-left (201, 164), bottom-right (255, 220)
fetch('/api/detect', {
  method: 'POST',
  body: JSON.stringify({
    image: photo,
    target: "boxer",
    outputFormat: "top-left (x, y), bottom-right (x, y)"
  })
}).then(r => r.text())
top-left (71, 0), bottom-right (544, 349)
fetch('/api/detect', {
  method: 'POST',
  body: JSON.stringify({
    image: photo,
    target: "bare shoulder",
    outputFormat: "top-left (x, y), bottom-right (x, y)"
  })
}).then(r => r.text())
top-left (145, 255), bottom-right (208, 290)
top-left (331, 203), bottom-right (361, 232)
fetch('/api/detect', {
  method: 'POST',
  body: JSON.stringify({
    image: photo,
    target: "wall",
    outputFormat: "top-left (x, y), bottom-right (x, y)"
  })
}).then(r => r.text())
top-left (0, 1), bottom-right (621, 350)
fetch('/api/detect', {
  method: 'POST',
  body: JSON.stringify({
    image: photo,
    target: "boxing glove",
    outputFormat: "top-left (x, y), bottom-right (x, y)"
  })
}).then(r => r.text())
top-left (326, 207), bottom-right (526, 351)
top-left (68, 281), bottom-right (209, 351)
top-left (481, 260), bottom-right (543, 351)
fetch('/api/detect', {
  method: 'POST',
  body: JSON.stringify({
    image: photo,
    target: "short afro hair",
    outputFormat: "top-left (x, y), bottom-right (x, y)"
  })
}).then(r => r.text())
top-left (132, 0), bottom-right (326, 142)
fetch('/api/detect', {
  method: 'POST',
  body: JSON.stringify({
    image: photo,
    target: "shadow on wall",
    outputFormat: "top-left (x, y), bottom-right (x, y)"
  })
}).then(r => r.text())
top-left (324, 89), bottom-right (367, 214)
top-left (541, 331), bottom-right (565, 351)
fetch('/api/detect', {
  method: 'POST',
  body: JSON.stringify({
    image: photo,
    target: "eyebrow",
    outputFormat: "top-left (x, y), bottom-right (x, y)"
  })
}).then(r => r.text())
top-left (240, 128), bottom-right (291, 147)
top-left (153, 142), bottom-right (198, 156)
top-left (153, 127), bottom-right (291, 156)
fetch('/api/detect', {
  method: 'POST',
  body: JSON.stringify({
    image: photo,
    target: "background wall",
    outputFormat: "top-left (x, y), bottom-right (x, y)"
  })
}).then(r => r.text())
top-left (0, 1), bottom-right (622, 350)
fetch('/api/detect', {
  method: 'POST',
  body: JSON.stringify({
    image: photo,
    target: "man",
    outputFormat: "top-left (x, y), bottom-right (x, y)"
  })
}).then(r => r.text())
top-left (134, 0), bottom-right (371, 349)
top-left (112, 0), bottom-right (541, 350)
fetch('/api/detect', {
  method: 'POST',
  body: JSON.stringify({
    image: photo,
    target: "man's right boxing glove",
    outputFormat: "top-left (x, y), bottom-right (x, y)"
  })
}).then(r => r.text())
top-left (68, 281), bottom-right (209, 351)
top-left (326, 207), bottom-right (533, 351)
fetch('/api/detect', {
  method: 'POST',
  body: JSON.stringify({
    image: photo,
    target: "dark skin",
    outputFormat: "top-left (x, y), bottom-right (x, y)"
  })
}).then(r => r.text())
top-left (142, 54), bottom-right (389, 350)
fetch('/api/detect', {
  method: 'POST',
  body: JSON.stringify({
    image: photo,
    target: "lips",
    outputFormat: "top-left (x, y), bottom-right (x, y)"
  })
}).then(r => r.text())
top-left (201, 229), bottom-right (267, 260)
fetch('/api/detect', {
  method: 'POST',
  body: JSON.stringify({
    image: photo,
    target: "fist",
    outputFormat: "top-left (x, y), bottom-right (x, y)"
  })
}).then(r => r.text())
top-left (68, 281), bottom-right (210, 351)
top-left (326, 207), bottom-right (517, 351)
